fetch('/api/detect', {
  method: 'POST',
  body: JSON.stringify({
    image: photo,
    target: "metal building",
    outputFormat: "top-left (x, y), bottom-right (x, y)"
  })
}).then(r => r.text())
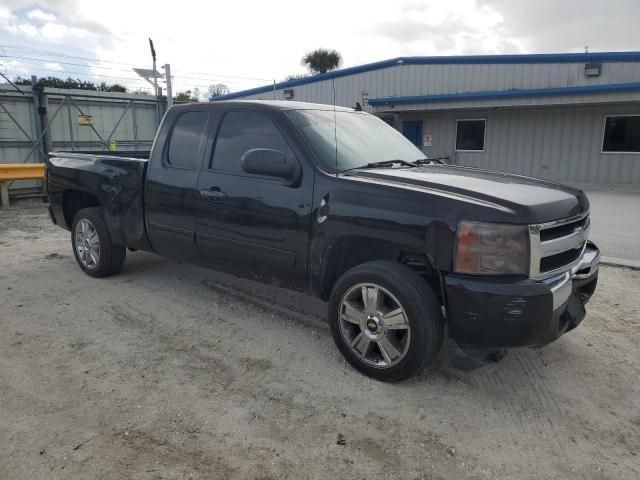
top-left (214, 52), bottom-right (640, 186)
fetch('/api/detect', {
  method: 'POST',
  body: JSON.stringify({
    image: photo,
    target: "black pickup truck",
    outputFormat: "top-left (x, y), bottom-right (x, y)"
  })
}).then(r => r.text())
top-left (46, 100), bottom-right (599, 381)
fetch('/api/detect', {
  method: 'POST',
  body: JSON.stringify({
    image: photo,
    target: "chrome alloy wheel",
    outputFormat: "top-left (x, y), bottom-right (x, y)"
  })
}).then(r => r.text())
top-left (74, 219), bottom-right (100, 269)
top-left (338, 283), bottom-right (411, 368)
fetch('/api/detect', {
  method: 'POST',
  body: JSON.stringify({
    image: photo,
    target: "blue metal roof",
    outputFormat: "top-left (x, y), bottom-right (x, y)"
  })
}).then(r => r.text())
top-left (368, 82), bottom-right (640, 106)
top-left (212, 51), bottom-right (640, 101)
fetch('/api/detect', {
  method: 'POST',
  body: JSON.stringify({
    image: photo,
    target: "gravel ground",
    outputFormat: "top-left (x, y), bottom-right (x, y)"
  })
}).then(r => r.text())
top-left (1, 200), bottom-right (639, 480)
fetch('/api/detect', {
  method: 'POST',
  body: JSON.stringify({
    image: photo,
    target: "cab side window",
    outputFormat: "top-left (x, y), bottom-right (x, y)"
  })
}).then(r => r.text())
top-left (210, 111), bottom-right (294, 174)
top-left (167, 111), bottom-right (207, 169)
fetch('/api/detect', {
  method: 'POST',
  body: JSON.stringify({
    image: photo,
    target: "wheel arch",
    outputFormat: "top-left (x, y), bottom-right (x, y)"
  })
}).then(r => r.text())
top-left (317, 235), bottom-right (443, 303)
top-left (62, 189), bottom-right (101, 229)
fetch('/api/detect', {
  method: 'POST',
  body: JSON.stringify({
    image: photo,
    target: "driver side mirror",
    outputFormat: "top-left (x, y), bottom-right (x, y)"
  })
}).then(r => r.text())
top-left (241, 148), bottom-right (299, 182)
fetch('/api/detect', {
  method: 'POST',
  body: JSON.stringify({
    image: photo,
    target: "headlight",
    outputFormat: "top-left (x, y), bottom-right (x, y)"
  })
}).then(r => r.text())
top-left (454, 221), bottom-right (530, 275)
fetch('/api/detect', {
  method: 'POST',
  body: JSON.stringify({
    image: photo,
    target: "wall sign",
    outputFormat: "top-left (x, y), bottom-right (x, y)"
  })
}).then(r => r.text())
top-left (423, 133), bottom-right (432, 147)
top-left (78, 114), bottom-right (93, 126)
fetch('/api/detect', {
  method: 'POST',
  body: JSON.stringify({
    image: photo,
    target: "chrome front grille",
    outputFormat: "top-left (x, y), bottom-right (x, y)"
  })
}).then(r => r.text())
top-left (529, 212), bottom-right (590, 279)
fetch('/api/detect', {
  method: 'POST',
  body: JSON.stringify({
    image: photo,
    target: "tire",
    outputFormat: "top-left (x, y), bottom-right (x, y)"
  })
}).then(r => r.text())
top-left (328, 261), bottom-right (444, 382)
top-left (71, 207), bottom-right (126, 278)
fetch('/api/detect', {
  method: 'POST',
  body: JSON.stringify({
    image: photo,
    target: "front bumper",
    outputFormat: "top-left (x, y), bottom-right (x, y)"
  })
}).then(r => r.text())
top-left (444, 242), bottom-right (600, 349)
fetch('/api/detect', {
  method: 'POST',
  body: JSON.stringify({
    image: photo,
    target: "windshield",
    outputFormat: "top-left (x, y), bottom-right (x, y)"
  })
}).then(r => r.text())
top-left (285, 109), bottom-right (425, 172)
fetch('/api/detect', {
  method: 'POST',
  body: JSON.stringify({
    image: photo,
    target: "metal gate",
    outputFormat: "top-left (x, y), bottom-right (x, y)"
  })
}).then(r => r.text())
top-left (0, 85), bottom-right (165, 196)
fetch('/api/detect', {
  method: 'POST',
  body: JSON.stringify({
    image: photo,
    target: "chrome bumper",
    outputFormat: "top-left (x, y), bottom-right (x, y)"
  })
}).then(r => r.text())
top-left (545, 242), bottom-right (600, 310)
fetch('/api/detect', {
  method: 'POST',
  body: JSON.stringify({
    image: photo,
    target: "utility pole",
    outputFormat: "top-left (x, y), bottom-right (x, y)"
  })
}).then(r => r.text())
top-left (149, 38), bottom-right (158, 96)
top-left (164, 64), bottom-right (173, 108)
top-left (32, 75), bottom-right (50, 163)
top-left (149, 38), bottom-right (160, 125)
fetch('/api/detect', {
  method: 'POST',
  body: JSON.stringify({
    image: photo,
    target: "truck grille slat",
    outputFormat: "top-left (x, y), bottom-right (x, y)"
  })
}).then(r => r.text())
top-left (540, 248), bottom-right (583, 273)
top-left (529, 212), bottom-right (590, 278)
top-left (539, 216), bottom-right (589, 242)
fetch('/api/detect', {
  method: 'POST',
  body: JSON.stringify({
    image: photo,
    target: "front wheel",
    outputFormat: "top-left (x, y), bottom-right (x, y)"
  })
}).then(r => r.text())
top-left (71, 207), bottom-right (126, 278)
top-left (328, 261), bottom-right (444, 382)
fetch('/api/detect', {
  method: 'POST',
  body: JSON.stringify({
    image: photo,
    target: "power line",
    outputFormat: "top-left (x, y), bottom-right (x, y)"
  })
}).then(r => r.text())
top-left (171, 74), bottom-right (258, 85)
top-left (0, 45), bottom-right (264, 94)
top-left (2, 54), bottom-right (262, 90)
top-left (0, 54), bottom-right (140, 75)
top-left (175, 69), bottom-right (271, 82)
top-left (0, 65), bottom-right (247, 94)
top-left (0, 44), bottom-right (139, 68)
top-left (1, 65), bottom-right (148, 82)
top-left (1, 44), bottom-right (272, 82)
top-left (1, 56), bottom-right (257, 87)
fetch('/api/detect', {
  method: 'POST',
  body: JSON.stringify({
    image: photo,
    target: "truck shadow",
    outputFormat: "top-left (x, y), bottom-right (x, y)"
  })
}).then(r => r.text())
top-left (116, 251), bottom-right (596, 394)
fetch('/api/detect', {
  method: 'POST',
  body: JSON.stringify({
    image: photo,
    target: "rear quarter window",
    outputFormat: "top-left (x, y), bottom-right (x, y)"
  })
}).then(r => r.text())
top-left (167, 111), bottom-right (207, 169)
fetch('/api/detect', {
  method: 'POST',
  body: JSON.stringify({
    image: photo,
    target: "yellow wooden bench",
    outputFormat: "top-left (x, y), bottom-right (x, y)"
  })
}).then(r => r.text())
top-left (0, 164), bottom-right (46, 207)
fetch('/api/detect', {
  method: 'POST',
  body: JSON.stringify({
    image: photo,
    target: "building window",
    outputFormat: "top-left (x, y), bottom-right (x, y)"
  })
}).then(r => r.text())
top-left (456, 119), bottom-right (485, 151)
top-left (602, 115), bottom-right (640, 153)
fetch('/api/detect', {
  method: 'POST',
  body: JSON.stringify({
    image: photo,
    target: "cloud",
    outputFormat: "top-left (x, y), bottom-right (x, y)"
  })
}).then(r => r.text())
top-left (373, 1), bottom-right (521, 56)
top-left (0, 0), bottom-right (111, 43)
top-left (40, 22), bottom-right (69, 40)
top-left (480, 0), bottom-right (640, 52)
top-left (1, 0), bottom-right (639, 96)
top-left (26, 8), bottom-right (56, 23)
top-left (0, 2), bottom-right (121, 86)
top-left (44, 62), bottom-right (63, 71)
top-left (373, 0), bottom-right (640, 56)
top-left (15, 22), bottom-right (38, 37)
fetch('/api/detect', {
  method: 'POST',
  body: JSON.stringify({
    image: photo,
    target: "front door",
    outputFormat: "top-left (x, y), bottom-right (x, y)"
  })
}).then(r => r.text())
top-left (402, 120), bottom-right (423, 147)
top-left (195, 109), bottom-right (313, 291)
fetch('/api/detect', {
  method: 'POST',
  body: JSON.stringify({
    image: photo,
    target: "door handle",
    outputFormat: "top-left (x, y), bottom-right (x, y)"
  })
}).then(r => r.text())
top-left (200, 188), bottom-right (226, 201)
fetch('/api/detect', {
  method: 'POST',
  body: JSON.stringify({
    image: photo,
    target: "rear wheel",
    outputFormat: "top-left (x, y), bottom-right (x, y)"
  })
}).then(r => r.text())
top-left (71, 207), bottom-right (126, 278)
top-left (329, 261), bottom-right (444, 382)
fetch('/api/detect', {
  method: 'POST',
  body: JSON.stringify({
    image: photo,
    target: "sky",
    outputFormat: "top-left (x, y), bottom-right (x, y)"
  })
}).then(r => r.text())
top-left (0, 0), bottom-right (639, 98)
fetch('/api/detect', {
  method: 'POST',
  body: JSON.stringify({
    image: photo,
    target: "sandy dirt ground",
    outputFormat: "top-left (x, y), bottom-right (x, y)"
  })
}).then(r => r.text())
top-left (1, 200), bottom-right (638, 480)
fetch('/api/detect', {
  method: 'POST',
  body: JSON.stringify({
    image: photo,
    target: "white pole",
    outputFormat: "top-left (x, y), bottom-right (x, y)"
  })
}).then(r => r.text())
top-left (165, 64), bottom-right (173, 107)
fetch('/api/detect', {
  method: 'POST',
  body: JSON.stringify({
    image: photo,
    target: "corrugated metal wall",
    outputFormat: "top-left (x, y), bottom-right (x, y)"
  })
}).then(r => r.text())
top-left (239, 60), bottom-right (640, 109)
top-left (398, 104), bottom-right (640, 185)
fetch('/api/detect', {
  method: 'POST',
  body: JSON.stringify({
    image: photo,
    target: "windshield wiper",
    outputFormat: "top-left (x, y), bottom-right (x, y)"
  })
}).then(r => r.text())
top-left (413, 157), bottom-right (447, 166)
top-left (340, 159), bottom-right (418, 173)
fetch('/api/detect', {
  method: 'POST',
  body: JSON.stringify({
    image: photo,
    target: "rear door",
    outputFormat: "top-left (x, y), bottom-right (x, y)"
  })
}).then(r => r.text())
top-left (195, 108), bottom-right (313, 291)
top-left (145, 108), bottom-right (210, 261)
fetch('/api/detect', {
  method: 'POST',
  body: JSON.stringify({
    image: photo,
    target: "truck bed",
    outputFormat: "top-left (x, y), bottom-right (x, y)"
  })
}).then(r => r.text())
top-left (46, 151), bottom-right (151, 251)
top-left (56, 150), bottom-right (151, 159)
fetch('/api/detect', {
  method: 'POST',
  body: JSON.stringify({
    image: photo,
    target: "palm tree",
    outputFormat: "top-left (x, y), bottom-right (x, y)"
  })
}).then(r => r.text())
top-left (302, 48), bottom-right (342, 74)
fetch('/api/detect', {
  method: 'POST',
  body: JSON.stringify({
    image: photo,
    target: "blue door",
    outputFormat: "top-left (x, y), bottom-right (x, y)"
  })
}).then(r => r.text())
top-left (402, 121), bottom-right (423, 147)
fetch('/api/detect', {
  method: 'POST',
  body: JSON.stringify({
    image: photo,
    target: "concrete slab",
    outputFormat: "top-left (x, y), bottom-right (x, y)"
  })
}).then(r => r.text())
top-left (582, 186), bottom-right (640, 265)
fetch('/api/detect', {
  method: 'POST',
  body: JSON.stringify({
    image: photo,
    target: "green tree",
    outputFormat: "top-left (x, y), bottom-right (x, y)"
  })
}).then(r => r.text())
top-left (174, 90), bottom-right (199, 103)
top-left (302, 48), bottom-right (342, 74)
top-left (13, 76), bottom-right (128, 93)
top-left (98, 82), bottom-right (127, 93)
top-left (284, 73), bottom-right (307, 81)
top-left (208, 83), bottom-right (230, 98)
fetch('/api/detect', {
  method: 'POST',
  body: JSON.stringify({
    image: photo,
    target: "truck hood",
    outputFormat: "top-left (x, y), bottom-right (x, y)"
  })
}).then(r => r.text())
top-left (342, 165), bottom-right (589, 223)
